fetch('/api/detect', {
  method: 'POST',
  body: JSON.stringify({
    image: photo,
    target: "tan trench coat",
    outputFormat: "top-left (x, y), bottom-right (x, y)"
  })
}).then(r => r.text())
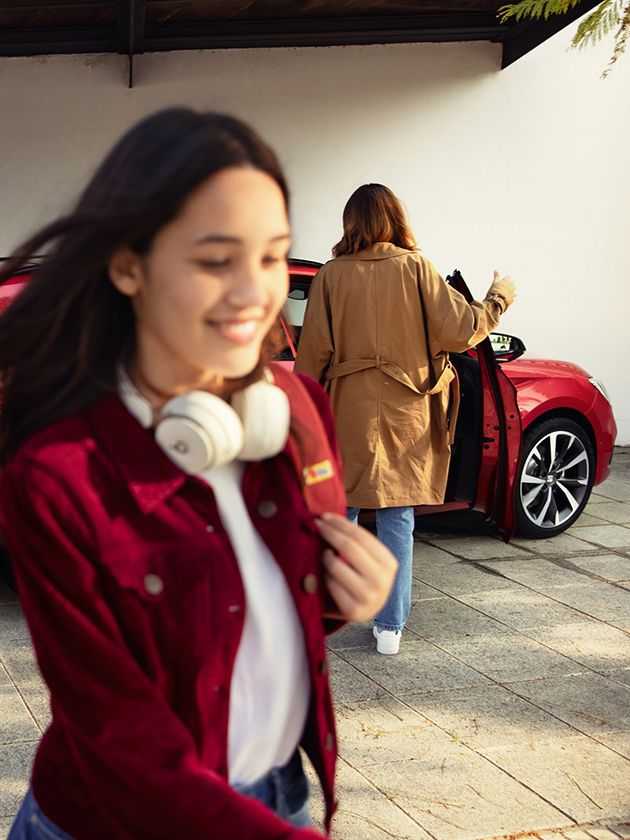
top-left (294, 243), bottom-right (505, 508)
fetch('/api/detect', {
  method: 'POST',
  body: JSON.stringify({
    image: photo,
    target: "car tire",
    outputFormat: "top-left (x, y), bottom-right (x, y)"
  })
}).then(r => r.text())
top-left (515, 417), bottom-right (595, 538)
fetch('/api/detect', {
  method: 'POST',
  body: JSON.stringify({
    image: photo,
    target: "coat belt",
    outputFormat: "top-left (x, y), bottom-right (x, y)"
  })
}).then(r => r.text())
top-left (324, 356), bottom-right (460, 444)
top-left (324, 356), bottom-right (455, 397)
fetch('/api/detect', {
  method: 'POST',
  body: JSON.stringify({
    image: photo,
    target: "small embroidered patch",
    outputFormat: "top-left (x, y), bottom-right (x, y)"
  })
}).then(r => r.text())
top-left (303, 459), bottom-right (334, 485)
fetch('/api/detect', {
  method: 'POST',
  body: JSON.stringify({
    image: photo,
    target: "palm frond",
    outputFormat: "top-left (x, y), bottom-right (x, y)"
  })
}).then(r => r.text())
top-left (498, 0), bottom-right (581, 24)
top-left (572, 0), bottom-right (623, 48)
top-left (602, 2), bottom-right (630, 75)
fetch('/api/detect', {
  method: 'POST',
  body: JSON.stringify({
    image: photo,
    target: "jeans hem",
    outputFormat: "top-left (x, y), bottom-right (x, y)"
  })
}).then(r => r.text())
top-left (374, 623), bottom-right (404, 633)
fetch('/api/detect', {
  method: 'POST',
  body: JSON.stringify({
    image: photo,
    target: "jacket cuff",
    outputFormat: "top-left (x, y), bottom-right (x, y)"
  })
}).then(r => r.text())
top-left (485, 292), bottom-right (507, 314)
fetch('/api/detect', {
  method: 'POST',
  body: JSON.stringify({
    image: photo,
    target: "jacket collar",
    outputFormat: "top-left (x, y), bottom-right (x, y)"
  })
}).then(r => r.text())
top-left (86, 392), bottom-right (186, 513)
top-left (335, 242), bottom-right (414, 261)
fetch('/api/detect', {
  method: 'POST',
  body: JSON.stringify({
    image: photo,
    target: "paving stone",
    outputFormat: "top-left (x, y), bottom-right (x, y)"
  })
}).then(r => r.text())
top-left (534, 583), bottom-right (630, 624)
top-left (459, 588), bottom-right (598, 630)
top-left (586, 828), bottom-right (627, 840)
top-left (571, 525), bottom-right (630, 550)
top-left (434, 632), bottom-right (587, 683)
top-left (0, 639), bottom-right (50, 732)
top-left (524, 623), bottom-right (630, 672)
top-left (557, 554), bottom-right (630, 583)
top-left (328, 651), bottom-right (388, 704)
top-left (405, 597), bottom-right (512, 642)
top-left (480, 737), bottom-right (630, 824)
top-left (609, 618), bottom-right (630, 632)
top-left (570, 512), bottom-right (610, 527)
top-left (593, 730), bottom-right (630, 761)
top-left (507, 673), bottom-right (630, 735)
top-left (422, 535), bottom-right (532, 561)
top-left (0, 586), bottom-right (17, 606)
top-left (608, 823), bottom-right (630, 837)
top-left (0, 639), bottom-right (40, 686)
top-left (413, 541), bottom-right (462, 564)
top-left (336, 638), bottom-right (491, 696)
top-left (405, 684), bottom-right (577, 749)
top-left (481, 559), bottom-right (596, 591)
top-left (513, 533), bottom-right (600, 556)
top-left (327, 622), bottom-right (374, 652)
top-left (602, 668), bottom-right (630, 689)
top-left (360, 744), bottom-right (567, 839)
top-left (0, 742), bottom-right (37, 816)
top-left (413, 562), bottom-right (518, 596)
top-left (0, 605), bottom-right (29, 644)
top-left (590, 480), bottom-right (630, 503)
top-left (331, 760), bottom-right (433, 840)
top-left (562, 830), bottom-right (600, 839)
top-left (0, 684), bottom-right (40, 745)
top-left (0, 817), bottom-right (14, 840)
top-left (411, 579), bottom-right (447, 603)
top-left (335, 696), bottom-right (444, 768)
top-left (583, 501), bottom-right (630, 525)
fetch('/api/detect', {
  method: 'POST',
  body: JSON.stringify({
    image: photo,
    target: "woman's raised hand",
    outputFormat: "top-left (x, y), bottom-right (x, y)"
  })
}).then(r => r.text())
top-left (316, 513), bottom-right (398, 622)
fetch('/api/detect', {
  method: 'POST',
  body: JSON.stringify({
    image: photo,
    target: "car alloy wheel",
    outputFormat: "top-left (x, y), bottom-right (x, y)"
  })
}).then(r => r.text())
top-left (516, 417), bottom-right (595, 538)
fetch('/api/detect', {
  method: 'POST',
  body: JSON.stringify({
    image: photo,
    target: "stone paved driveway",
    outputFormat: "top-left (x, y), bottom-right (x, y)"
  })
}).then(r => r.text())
top-left (1, 450), bottom-right (629, 839)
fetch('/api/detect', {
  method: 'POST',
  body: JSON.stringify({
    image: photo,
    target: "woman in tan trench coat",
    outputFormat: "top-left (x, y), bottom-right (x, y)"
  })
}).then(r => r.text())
top-left (294, 184), bottom-right (515, 655)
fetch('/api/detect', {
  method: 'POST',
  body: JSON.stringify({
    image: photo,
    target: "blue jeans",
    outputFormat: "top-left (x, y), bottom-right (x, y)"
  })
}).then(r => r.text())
top-left (9, 789), bottom-right (72, 840)
top-left (233, 750), bottom-right (312, 828)
top-left (347, 505), bottom-right (414, 632)
top-left (10, 752), bottom-right (311, 838)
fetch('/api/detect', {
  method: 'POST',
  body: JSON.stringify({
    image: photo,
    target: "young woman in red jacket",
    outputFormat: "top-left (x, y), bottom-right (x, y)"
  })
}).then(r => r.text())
top-left (0, 108), bottom-right (396, 840)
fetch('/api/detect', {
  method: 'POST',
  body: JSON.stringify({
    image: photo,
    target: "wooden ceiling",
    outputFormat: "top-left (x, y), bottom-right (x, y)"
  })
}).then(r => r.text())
top-left (0, 0), bottom-right (599, 82)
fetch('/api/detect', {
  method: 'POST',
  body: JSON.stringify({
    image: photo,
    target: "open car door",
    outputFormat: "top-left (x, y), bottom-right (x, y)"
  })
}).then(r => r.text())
top-left (447, 271), bottom-right (522, 539)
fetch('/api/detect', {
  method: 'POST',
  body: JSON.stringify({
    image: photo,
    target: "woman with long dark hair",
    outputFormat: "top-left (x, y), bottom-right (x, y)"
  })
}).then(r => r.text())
top-left (0, 111), bottom-right (397, 840)
top-left (295, 183), bottom-right (515, 655)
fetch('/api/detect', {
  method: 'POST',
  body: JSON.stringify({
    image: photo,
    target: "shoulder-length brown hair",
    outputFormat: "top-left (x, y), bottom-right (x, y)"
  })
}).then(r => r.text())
top-left (0, 108), bottom-right (288, 464)
top-left (332, 183), bottom-right (417, 257)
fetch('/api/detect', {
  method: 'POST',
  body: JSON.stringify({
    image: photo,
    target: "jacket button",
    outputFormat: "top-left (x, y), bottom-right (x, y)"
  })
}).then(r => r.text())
top-left (302, 574), bottom-right (318, 594)
top-left (325, 732), bottom-right (334, 751)
top-left (205, 524), bottom-right (215, 533)
top-left (143, 573), bottom-right (164, 596)
top-left (258, 500), bottom-right (278, 518)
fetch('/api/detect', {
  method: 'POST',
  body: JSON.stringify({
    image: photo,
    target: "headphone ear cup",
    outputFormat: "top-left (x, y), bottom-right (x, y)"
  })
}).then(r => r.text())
top-left (155, 392), bottom-right (244, 473)
top-left (232, 381), bottom-right (290, 462)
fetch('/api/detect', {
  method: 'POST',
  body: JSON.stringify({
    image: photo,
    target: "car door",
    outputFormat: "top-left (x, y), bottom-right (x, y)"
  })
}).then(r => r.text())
top-left (447, 270), bottom-right (522, 538)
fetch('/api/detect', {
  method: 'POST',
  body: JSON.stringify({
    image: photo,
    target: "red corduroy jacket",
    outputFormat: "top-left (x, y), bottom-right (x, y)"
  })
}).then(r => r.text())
top-left (0, 372), bottom-right (345, 840)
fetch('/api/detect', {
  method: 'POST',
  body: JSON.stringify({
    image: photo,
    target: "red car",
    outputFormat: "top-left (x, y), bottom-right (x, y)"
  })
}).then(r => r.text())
top-left (280, 260), bottom-right (617, 539)
top-left (0, 260), bottom-right (617, 541)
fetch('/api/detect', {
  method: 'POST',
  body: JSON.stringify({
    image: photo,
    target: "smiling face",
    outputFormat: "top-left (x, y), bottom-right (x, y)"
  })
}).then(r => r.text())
top-left (109, 166), bottom-right (290, 403)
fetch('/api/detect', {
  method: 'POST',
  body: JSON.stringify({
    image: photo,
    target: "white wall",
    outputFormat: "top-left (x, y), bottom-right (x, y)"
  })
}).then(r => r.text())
top-left (1, 22), bottom-right (629, 440)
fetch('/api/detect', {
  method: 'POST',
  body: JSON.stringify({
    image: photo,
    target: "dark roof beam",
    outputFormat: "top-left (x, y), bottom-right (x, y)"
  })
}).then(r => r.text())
top-left (0, 28), bottom-right (118, 56)
top-left (144, 13), bottom-right (507, 51)
top-left (0, 1), bottom-right (109, 7)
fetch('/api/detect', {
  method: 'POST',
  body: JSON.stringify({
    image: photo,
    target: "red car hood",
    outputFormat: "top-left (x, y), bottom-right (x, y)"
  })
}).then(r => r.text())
top-left (500, 356), bottom-right (592, 385)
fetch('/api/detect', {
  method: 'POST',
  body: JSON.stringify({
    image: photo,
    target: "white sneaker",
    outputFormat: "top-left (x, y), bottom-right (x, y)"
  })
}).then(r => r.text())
top-left (373, 625), bottom-right (401, 655)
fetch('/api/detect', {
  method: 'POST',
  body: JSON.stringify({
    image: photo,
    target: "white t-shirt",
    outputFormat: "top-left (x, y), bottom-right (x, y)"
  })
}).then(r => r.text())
top-left (119, 383), bottom-right (310, 786)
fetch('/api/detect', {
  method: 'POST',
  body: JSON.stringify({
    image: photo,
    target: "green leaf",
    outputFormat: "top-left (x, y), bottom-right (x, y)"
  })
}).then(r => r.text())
top-left (498, 1), bottom-right (582, 24)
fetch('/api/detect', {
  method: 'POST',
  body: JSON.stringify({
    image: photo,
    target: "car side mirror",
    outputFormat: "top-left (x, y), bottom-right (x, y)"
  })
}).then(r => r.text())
top-left (489, 333), bottom-right (526, 362)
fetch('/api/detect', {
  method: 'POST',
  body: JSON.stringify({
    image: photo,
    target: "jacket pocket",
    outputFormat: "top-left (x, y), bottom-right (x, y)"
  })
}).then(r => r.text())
top-left (97, 540), bottom-right (213, 604)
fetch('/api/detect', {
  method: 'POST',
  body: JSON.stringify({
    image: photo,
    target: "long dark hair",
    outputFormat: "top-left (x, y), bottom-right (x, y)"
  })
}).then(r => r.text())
top-left (0, 108), bottom-right (289, 463)
top-left (332, 183), bottom-right (416, 257)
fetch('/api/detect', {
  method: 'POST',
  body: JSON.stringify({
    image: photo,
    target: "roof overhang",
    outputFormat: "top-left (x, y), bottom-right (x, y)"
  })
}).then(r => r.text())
top-left (0, 1), bottom-right (601, 87)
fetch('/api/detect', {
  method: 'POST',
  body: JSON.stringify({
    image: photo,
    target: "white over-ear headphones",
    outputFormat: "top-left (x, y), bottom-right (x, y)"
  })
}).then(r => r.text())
top-left (119, 369), bottom-right (290, 474)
